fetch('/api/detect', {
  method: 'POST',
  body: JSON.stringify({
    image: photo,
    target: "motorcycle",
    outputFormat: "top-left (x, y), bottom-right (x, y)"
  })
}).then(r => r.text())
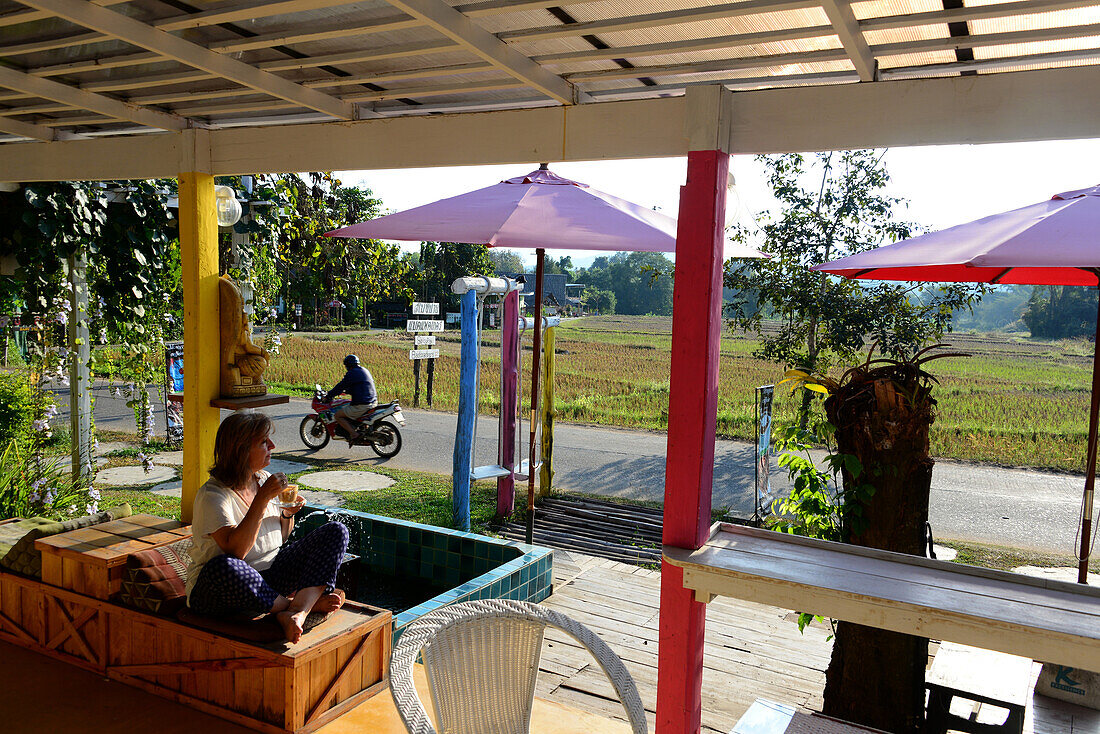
top-left (299, 384), bottom-right (406, 458)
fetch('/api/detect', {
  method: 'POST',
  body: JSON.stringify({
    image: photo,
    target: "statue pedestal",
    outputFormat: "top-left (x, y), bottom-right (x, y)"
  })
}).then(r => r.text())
top-left (210, 394), bottom-right (290, 410)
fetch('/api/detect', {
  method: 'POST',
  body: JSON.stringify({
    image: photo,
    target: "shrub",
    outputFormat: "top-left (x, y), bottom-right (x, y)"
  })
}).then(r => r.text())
top-left (0, 440), bottom-right (93, 520)
top-left (0, 371), bottom-right (33, 448)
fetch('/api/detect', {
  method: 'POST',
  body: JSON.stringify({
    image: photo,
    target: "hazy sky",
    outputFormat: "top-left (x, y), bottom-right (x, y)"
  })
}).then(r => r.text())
top-left (337, 138), bottom-right (1100, 267)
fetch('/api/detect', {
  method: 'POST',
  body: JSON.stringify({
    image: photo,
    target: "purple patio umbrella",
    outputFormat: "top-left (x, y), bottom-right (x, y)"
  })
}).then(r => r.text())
top-left (328, 166), bottom-right (764, 541)
top-left (814, 183), bottom-right (1100, 582)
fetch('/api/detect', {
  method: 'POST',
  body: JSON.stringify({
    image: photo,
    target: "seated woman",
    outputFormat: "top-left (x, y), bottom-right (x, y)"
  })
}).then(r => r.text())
top-left (185, 411), bottom-right (349, 643)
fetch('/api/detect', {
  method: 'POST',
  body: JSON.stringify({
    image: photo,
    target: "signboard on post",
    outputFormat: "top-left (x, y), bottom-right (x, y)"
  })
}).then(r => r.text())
top-left (412, 302), bottom-right (440, 315)
top-left (414, 335), bottom-right (436, 346)
top-left (754, 384), bottom-right (775, 525)
top-left (409, 349), bottom-right (440, 360)
top-left (445, 312), bottom-right (461, 325)
top-left (164, 342), bottom-right (184, 446)
top-left (406, 319), bottom-right (444, 333)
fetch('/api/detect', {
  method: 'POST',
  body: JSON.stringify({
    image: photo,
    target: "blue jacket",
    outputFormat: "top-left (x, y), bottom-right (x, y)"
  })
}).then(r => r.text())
top-left (326, 365), bottom-right (377, 405)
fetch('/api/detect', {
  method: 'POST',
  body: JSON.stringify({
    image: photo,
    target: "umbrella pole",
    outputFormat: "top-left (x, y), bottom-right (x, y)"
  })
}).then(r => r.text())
top-left (527, 249), bottom-right (545, 544)
top-left (1078, 284), bottom-right (1100, 583)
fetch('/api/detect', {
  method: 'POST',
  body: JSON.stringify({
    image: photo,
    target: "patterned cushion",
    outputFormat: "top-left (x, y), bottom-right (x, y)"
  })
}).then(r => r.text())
top-left (0, 504), bottom-right (132, 578)
top-left (118, 537), bottom-right (192, 616)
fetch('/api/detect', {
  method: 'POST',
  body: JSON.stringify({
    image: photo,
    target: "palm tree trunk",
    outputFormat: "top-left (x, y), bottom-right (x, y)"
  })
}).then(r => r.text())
top-left (821, 371), bottom-right (935, 732)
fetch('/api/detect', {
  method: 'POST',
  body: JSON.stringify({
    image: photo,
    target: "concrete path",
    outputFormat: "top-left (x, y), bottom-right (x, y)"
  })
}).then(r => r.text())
top-left (56, 381), bottom-right (1092, 555)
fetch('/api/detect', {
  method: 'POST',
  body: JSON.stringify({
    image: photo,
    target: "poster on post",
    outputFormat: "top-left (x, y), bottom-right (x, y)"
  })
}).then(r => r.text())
top-left (165, 342), bottom-right (184, 446)
top-left (754, 384), bottom-right (775, 524)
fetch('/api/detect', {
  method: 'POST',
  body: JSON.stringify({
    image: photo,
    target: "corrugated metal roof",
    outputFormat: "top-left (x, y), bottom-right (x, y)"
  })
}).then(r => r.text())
top-left (2, 0), bottom-right (1100, 142)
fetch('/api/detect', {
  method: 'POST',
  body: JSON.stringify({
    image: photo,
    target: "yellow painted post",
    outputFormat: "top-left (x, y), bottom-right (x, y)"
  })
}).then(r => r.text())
top-left (178, 172), bottom-right (220, 524)
top-left (538, 326), bottom-right (555, 499)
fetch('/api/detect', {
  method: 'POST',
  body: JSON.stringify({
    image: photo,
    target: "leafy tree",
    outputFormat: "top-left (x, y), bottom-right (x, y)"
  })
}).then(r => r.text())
top-left (581, 285), bottom-right (616, 314)
top-left (417, 241), bottom-right (495, 312)
top-left (1022, 285), bottom-right (1097, 339)
top-left (725, 151), bottom-right (985, 418)
top-left (542, 255), bottom-right (574, 278)
top-left (575, 252), bottom-right (674, 315)
top-left (488, 249), bottom-right (526, 275)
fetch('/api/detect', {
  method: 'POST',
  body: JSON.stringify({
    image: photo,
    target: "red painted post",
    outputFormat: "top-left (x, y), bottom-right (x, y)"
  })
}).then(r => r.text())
top-left (657, 149), bottom-right (729, 734)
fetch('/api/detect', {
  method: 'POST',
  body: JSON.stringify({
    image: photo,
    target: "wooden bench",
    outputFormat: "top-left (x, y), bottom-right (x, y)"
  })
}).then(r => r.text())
top-left (925, 642), bottom-right (1031, 734)
top-left (35, 513), bottom-right (191, 600)
top-left (731, 698), bottom-right (889, 733)
top-left (3, 513), bottom-right (394, 734)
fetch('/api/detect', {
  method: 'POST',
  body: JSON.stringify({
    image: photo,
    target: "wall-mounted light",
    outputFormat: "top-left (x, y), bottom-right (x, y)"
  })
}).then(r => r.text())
top-left (214, 185), bottom-right (242, 227)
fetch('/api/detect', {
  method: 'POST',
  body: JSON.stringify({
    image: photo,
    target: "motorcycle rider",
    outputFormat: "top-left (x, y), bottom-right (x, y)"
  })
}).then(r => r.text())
top-left (325, 355), bottom-right (378, 446)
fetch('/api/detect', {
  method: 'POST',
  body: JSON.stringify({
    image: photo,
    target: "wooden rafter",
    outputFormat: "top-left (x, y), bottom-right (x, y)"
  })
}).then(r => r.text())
top-left (19, 0), bottom-right (364, 120)
top-left (377, 0), bottom-right (587, 104)
top-left (0, 63), bottom-right (187, 130)
top-left (820, 0), bottom-right (877, 82)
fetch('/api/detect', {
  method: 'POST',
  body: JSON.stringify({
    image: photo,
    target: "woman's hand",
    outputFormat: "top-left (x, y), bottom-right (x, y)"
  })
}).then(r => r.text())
top-left (259, 472), bottom-right (289, 504)
top-left (281, 496), bottom-right (307, 516)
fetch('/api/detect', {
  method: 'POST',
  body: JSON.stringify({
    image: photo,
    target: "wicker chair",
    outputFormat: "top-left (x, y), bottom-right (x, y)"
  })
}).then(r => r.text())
top-left (389, 599), bottom-right (648, 734)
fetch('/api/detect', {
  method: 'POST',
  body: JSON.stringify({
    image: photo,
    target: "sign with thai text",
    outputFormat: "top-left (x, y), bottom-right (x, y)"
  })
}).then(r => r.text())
top-left (412, 302), bottom-right (439, 315)
top-left (406, 319), bottom-right (443, 332)
top-left (409, 349), bottom-right (440, 360)
top-left (414, 335), bottom-right (436, 346)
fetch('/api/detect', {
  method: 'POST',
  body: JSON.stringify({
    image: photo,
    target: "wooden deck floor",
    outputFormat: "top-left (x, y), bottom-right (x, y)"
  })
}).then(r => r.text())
top-left (2, 548), bottom-right (1098, 733)
top-left (537, 550), bottom-right (1100, 734)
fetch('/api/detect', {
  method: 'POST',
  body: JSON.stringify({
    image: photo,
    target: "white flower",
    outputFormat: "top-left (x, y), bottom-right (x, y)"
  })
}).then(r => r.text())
top-left (28, 491), bottom-right (40, 504)
top-left (85, 502), bottom-right (99, 514)
top-left (98, 328), bottom-right (108, 344)
top-left (43, 488), bottom-right (56, 505)
top-left (89, 488), bottom-right (101, 501)
top-left (56, 310), bottom-right (68, 326)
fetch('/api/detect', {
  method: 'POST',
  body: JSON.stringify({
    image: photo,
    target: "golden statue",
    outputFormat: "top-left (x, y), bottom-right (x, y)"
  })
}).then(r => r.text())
top-left (219, 275), bottom-right (270, 398)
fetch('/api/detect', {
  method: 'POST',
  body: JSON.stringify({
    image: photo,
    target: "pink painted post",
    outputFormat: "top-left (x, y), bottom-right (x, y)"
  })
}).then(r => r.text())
top-left (497, 289), bottom-right (520, 516)
top-left (657, 149), bottom-right (729, 734)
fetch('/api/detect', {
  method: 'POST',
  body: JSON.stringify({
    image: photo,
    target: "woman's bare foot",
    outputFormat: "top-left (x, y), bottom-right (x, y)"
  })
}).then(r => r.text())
top-left (311, 589), bottom-right (345, 614)
top-left (276, 609), bottom-right (307, 644)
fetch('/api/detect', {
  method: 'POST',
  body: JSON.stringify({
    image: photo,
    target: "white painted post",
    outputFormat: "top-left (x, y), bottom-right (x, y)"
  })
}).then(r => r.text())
top-left (67, 251), bottom-right (92, 483)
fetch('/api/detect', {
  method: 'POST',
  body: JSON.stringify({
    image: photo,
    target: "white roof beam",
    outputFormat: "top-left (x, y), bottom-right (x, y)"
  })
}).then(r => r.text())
top-left (304, 62), bottom-right (495, 88)
top-left (210, 16), bottom-right (422, 54)
top-left (820, 0), bottom-right (876, 82)
top-left (342, 79), bottom-right (527, 102)
top-left (567, 48), bottom-right (849, 82)
top-left (0, 113), bottom-right (60, 141)
top-left (500, 0), bottom-right (819, 41)
top-left (880, 48), bottom-right (1100, 79)
top-left (585, 70), bottom-right (859, 99)
top-left (0, 63), bottom-right (188, 130)
top-left (456, 0), bottom-right (601, 14)
top-left (861, 0), bottom-right (1100, 32)
top-left (19, 0), bottom-right (362, 120)
top-left (33, 52), bottom-right (163, 78)
top-left (380, 0), bottom-right (587, 104)
top-left (0, 0), bottom-right (126, 28)
top-left (259, 41), bottom-right (460, 72)
top-left (83, 70), bottom-right (215, 93)
top-left (533, 25), bottom-right (835, 64)
top-left (873, 22), bottom-right (1100, 57)
top-left (0, 0), bottom-right (366, 57)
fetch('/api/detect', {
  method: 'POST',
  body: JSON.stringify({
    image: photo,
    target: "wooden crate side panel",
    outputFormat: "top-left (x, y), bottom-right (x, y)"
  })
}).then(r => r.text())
top-left (43, 591), bottom-right (104, 670)
top-left (0, 574), bottom-right (44, 646)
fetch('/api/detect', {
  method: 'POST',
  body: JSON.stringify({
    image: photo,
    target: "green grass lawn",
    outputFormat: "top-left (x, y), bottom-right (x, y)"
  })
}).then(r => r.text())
top-left (92, 315), bottom-right (1096, 473)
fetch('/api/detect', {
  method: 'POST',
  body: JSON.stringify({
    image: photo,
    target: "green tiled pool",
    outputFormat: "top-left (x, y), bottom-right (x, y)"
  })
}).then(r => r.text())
top-left (295, 508), bottom-right (553, 638)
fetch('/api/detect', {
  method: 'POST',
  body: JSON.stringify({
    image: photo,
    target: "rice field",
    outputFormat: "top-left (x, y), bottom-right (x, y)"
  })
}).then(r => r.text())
top-left (265, 317), bottom-right (1094, 473)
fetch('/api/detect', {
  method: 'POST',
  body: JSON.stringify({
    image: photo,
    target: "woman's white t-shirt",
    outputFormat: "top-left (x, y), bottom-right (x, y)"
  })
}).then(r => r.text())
top-left (185, 471), bottom-right (284, 600)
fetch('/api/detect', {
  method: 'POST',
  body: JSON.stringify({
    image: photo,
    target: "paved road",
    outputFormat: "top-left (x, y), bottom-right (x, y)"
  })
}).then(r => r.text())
top-left (69, 383), bottom-right (1089, 556)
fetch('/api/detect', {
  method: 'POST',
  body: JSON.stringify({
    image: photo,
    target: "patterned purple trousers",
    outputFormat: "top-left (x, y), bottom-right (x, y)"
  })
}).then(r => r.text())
top-left (189, 521), bottom-right (349, 617)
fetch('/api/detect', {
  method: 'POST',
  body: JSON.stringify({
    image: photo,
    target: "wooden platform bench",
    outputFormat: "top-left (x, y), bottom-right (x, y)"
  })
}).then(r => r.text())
top-left (0, 516), bottom-right (393, 734)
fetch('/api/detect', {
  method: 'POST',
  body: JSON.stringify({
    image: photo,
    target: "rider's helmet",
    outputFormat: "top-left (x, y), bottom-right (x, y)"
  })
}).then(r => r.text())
top-left (343, 354), bottom-right (360, 370)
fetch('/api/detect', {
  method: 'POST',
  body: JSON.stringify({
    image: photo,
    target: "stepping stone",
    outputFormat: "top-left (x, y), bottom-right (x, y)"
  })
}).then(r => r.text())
top-left (295, 470), bottom-right (394, 493)
top-left (58, 456), bottom-right (109, 473)
top-left (95, 464), bottom-right (178, 487)
top-left (149, 480), bottom-right (182, 497)
top-left (932, 545), bottom-right (957, 561)
top-left (1012, 565), bottom-right (1100, 585)
top-left (155, 451), bottom-right (184, 466)
top-left (267, 459), bottom-right (310, 476)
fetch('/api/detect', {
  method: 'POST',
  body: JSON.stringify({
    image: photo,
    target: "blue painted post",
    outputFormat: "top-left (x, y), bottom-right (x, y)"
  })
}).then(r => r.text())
top-left (451, 289), bottom-right (478, 531)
